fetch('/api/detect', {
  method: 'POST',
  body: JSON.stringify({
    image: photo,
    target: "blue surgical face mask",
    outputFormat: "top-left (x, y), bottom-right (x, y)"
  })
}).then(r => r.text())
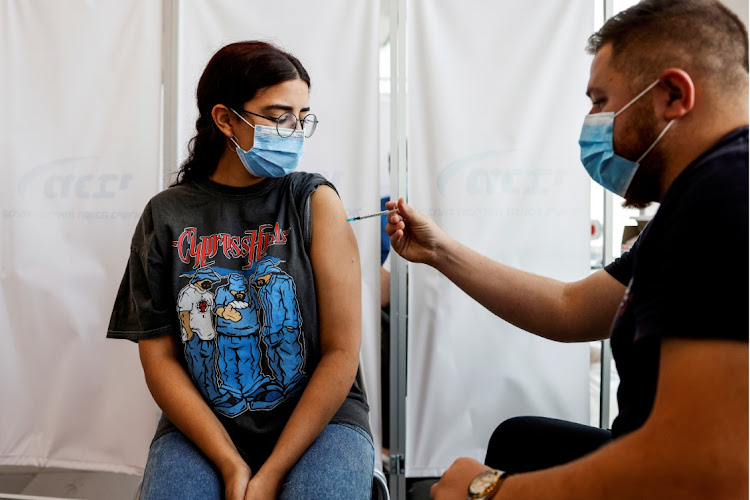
top-left (579, 79), bottom-right (674, 197)
top-left (230, 109), bottom-right (305, 178)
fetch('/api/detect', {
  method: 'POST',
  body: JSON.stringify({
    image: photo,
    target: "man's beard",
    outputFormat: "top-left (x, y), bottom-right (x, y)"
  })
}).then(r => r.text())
top-left (617, 103), bottom-right (668, 209)
top-left (623, 153), bottom-right (664, 209)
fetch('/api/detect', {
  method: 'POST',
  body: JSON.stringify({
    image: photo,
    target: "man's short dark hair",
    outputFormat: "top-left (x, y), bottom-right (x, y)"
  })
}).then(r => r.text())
top-left (587, 0), bottom-right (748, 91)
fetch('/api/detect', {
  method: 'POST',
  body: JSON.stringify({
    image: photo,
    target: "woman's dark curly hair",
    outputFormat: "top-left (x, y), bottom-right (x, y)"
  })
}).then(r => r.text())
top-left (172, 41), bottom-right (310, 185)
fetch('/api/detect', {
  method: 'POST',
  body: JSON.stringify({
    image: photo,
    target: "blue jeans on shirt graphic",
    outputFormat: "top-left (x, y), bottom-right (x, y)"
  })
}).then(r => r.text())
top-left (216, 334), bottom-right (270, 400)
top-left (139, 423), bottom-right (374, 499)
top-left (184, 335), bottom-right (223, 403)
top-left (263, 325), bottom-right (304, 394)
top-left (257, 271), bottom-right (305, 394)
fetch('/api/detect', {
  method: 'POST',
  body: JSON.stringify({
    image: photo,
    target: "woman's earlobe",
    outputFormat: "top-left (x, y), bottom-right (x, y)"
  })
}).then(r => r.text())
top-left (211, 104), bottom-right (235, 137)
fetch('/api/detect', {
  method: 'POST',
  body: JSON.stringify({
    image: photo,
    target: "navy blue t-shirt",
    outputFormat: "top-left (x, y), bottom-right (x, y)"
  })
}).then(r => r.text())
top-left (605, 126), bottom-right (748, 437)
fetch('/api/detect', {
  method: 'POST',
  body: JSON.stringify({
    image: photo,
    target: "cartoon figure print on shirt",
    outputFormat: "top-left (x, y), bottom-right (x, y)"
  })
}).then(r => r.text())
top-left (251, 259), bottom-right (306, 393)
top-left (213, 272), bottom-right (283, 415)
top-left (177, 267), bottom-right (225, 405)
top-left (175, 226), bottom-right (307, 418)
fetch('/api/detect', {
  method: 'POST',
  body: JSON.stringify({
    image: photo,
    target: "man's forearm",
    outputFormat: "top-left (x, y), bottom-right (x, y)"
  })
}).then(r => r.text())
top-left (498, 421), bottom-right (745, 500)
top-left (429, 237), bottom-right (616, 342)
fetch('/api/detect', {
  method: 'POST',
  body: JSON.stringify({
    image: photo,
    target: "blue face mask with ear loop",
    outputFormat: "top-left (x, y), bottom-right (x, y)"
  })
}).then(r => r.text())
top-left (230, 108), bottom-right (305, 178)
top-left (579, 79), bottom-right (674, 197)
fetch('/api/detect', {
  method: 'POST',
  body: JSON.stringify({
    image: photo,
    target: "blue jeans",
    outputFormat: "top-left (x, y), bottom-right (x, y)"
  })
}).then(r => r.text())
top-left (140, 423), bottom-right (374, 499)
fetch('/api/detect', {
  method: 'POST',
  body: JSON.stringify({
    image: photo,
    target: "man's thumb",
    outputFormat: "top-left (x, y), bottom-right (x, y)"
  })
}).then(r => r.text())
top-left (397, 197), bottom-right (411, 218)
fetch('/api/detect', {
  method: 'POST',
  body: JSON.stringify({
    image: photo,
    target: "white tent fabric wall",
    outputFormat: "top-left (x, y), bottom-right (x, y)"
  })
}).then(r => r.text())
top-left (0, 1), bottom-right (162, 474)
top-left (405, 0), bottom-right (594, 477)
top-left (174, 0), bottom-right (383, 469)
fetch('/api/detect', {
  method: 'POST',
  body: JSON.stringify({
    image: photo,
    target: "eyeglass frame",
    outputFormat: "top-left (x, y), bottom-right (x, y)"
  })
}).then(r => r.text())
top-left (237, 109), bottom-right (318, 138)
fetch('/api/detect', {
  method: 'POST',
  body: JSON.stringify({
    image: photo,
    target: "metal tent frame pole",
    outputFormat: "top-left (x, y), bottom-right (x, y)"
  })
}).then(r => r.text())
top-left (599, 0), bottom-right (615, 431)
top-left (388, 0), bottom-right (408, 497)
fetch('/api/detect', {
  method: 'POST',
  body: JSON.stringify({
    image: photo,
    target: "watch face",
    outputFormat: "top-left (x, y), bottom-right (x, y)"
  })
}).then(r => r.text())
top-left (469, 469), bottom-right (500, 495)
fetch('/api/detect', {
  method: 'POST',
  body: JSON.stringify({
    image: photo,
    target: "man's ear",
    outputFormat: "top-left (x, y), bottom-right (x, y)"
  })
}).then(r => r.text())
top-left (657, 68), bottom-right (695, 120)
top-left (212, 104), bottom-right (235, 138)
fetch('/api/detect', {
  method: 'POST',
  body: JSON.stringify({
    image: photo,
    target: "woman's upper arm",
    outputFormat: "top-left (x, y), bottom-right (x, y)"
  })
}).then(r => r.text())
top-left (308, 185), bottom-right (362, 355)
top-left (138, 333), bottom-right (180, 369)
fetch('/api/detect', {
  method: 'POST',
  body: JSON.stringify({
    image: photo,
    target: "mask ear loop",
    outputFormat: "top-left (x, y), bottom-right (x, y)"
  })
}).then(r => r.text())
top-left (637, 120), bottom-right (674, 163)
top-left (229, 108), bottom-right (256, 152)
top-left (611, 78), bottom-right (674, 164)
top-left (615, 79), bottom-right (660, 117)
top-left (231, 108), bottom-right (256, 129)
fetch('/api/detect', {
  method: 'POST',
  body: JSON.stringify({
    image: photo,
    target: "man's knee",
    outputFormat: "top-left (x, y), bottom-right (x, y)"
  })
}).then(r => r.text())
top-left (488, 416), bottom-right (537, 449)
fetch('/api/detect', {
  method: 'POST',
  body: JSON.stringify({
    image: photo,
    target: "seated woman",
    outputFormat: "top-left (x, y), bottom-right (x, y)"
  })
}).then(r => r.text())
top-left (107, 40), bottom-right (373, 500)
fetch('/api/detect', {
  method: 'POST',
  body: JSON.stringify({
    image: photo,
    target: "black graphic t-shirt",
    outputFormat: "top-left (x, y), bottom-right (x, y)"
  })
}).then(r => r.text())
top-left (605, 126), bottom-right (748, 438)
top-left (107, 172), bottom-right (370, 470)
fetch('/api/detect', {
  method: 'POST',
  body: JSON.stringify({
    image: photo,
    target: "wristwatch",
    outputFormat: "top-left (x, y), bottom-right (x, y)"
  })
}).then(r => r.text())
top-left (467, 468), bottom-right (507, 500)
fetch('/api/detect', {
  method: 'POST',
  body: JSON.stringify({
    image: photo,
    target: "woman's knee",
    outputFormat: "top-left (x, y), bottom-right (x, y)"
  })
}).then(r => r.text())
top-left (140, 431), bottom-right (223, 500)
top-left (280, 423), bottom-right (374, 500)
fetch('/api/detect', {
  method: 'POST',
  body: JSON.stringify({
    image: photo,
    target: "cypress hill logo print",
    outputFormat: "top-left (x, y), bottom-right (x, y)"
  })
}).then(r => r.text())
top-left (175, 258), bottom-right (306, 418)
top-left (172, 223), bottom-right (291, 270)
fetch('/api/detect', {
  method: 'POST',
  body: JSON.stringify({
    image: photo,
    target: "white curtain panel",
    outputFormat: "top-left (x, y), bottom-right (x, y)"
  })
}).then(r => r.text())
top-left (405, 0), bottom-right (594, 476)
top-left (175, 0), bottom-right (382, 469)
top-left (0, 1), bottom-right (162, 473)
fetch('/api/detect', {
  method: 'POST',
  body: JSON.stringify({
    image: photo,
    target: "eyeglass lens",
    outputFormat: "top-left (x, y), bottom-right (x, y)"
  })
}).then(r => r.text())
top-left (276, 113), bottom-right (297, 137)
top-left (276, 113), bottom-right (318, 138)
top-left (301, 114), bottom-right (317, 138)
